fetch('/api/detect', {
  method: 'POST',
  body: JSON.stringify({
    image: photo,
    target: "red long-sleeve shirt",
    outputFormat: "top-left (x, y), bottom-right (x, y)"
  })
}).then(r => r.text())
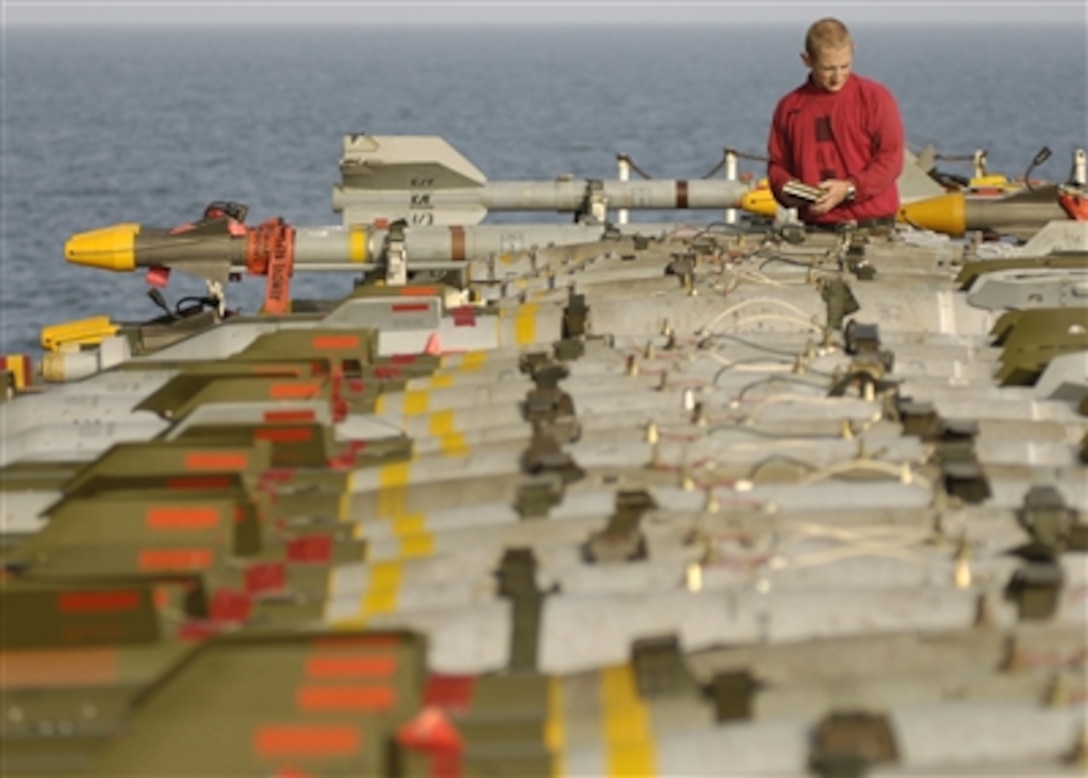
top-left (767, 73), bottom-right (904, 225)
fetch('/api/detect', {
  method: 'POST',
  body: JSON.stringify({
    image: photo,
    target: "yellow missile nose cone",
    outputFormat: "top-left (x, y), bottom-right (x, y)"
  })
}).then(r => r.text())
top-left (740, 188), bottom-right (780, 218)
top-left (898, 193), bottom-right (966, 236)
top-left (64, 223), bottom-right (140, 271)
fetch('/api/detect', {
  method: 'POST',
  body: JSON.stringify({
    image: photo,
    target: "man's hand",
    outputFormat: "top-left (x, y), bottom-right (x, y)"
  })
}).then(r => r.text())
top-left (809, 179), bottom-right (853, 215)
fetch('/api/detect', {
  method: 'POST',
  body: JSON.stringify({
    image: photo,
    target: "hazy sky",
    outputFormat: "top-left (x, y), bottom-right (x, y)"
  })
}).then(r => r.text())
top-left (3, 0), bottom-right (1086, 27)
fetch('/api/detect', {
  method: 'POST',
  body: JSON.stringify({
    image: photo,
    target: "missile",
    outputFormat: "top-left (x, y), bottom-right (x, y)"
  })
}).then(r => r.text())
top-left (898, 184), bottom-right (1072, 239)
top-left (65, 215), bottom-right (628, 279)
top-left (332, 179), bottom-right (750, 225)
top-left (331, 134), bottom-right (750, 225)
top-left (65, 210), bottom-right (695, 311)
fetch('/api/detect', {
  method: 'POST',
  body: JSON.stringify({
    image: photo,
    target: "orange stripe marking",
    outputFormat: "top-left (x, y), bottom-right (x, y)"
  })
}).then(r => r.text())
top-left (146, 506), bottom-right (220, 530)
top-left (2, 648), bottom-right (118, 689)
top-left (184, 452), bottom-right (249, 471)
top-left (305, 656), bottom-right (399, 678)
top-left (253, 725), bottom-right (361, 757)
top-left (138, 548), bottom-right (214, 571)
top-left (269, 383), bottom-right (320, 400)
top-left (312, 335), bottom-right (360, 350)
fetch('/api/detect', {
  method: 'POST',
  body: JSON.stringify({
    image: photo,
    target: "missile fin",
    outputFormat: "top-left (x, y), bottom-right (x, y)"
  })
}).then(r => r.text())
top-left (337, 134), bottom-right (487, 190)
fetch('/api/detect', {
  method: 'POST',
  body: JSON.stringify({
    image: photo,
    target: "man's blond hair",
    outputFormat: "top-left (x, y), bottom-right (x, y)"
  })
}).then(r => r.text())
top-left (805, 18), bottom-right (853, 57)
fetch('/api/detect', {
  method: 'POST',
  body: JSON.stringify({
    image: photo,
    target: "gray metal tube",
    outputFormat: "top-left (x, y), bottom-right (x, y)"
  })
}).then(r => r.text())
top-left (331, 179), bottom-right (748, 214)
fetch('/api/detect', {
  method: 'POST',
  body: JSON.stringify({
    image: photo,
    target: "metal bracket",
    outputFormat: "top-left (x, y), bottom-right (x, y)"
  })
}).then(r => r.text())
top-left (513, 473), bottom-right (566, 520)
top-left (561, 292), bottom-right (590, 339)
top-left (705, 670), bottom-right (760, 722)
top-left (845, 233), bottom-right (877, 280)
top-left (521, 358), bottom-right (581, 444)
top-left (583, 489), bottom-right (655, 564)
top-left (520, 433), bottom-right (584, 484)
top-left (843, 321), bottom-right (881, 355)
top-left (1005, 558), bottom-right (1064, 621)
top-left (896, 399), bottom-right (943, 439)
top-left (495, 548), bottom-right (546, 672)
top-left (1017, 485), bottom-right (1079, 551)
top-left (809, 711), bottom-right (899, 777)
top-left (630, 634), bottom-right (701, 698)
top-left (518, 350), bottom-right (552, 375)
top-left (553, 338), bottom-right (585, 361)
top-left (665, 254), bottom-right (696, 279)
top-left (828, 357), bottom-right (896, 400)
top-left (820, 277), bottom-right (861, 330)
top-left (383, 219), bottom-right (409, 286)
top-left (577, 179), bottom-right (608, 225)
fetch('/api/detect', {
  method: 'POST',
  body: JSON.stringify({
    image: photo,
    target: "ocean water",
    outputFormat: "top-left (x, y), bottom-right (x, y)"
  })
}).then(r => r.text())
top-left (2, 24), bottom-right (1085, 355)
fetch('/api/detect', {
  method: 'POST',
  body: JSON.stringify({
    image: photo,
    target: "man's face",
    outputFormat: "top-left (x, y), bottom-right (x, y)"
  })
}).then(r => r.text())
top-left (802, 45), bottom-right (853, 93)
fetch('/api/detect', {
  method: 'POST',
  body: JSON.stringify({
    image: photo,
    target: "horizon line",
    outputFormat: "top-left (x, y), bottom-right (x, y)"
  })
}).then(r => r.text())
top-left (3, 17), bottom-right (1081, 26)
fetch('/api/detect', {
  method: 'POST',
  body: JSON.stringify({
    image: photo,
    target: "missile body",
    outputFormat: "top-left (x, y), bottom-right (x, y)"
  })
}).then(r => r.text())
top-left (332, 179), bottom-right (749, 225)
top-left (898, 185), bottom-right (1071, 238)
top-left (65, 219), bottom-right (641, 277)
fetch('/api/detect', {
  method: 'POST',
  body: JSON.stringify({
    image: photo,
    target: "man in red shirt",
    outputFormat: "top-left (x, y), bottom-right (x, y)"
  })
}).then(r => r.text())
top-left (767, 18), bottom-right (904, 227)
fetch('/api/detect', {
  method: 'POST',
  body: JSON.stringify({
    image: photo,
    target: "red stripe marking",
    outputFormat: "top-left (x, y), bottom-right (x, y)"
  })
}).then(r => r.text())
top-left (146, 507), bottom-right (220, 530)
top-left (269, 383), bottom-right (320, 400)
top-left (184, 452), bottom-right (249, 471)
top-left (400, 286), bottom-right (438, 296)
top-left (287, 535), bottom-right (333, 563)
top-left (676, 179), bottom-right (689, 209)
top-left (256, 427), bottom-right (314, 443)
top-left (264, 409), bottom-right (317, 422)
top-left (296, 685), bottom-right (396, 712)
top-left (57, 590), bottom-right (141, 614)
top-left (449, 307), bottom-right (475, 327)
top-left (259, 468), bottom-right (297, 485)
top-left (253, 725), bottom-right (361, 758)
top-left (138, 548), bottom-right (214, 571)
top-left (449, 226), bottom-right (466, 262)
top-left (374, 365), bottom-right (402, 380)
top-left (245, 562), bottom-right (286, 594)
top-left (391, 303), bottom-right (430, 313)
top-left (167, 475), bottom-right (234, 490)
top-left (210, 589), bottom-right (252, 622)
top-left (312, 335), bottom-right (360, 350)
top-left (305, 656), bottom-right (398, 679)
top-left (423, 675), bottom-right (477, 712)
top-left (177, 620), bottom-right (232, 643)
